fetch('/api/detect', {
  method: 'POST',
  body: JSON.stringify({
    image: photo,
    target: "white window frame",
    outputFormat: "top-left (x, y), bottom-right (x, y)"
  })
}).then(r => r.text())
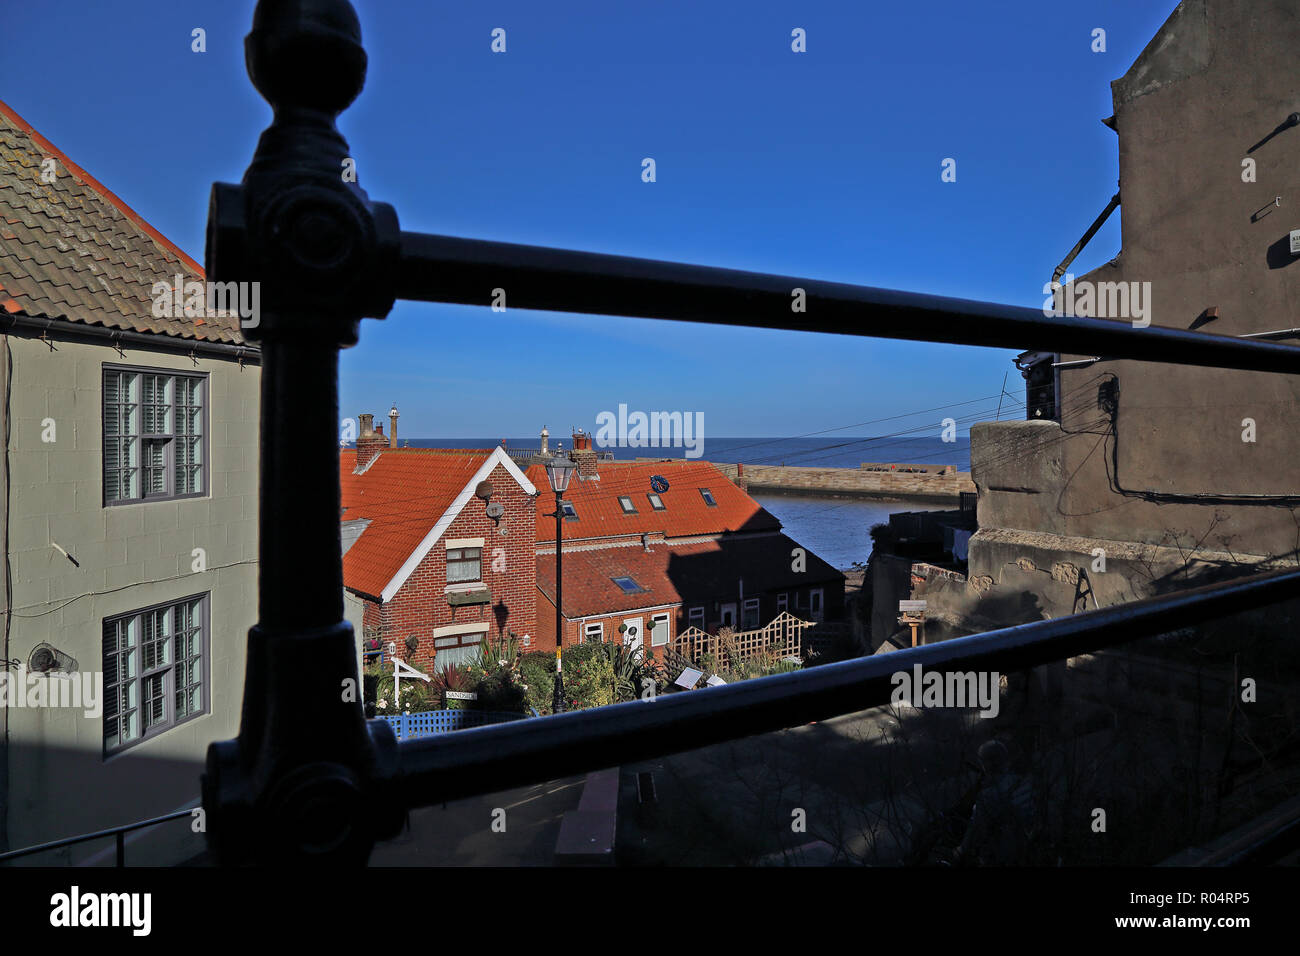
top-left (741, 598), bottom-right (761, 630)
top-left (584, 622), bottom-right (604, 643)
top-left (688, 606), bottom-right (705, 630)
top-left (776, 592), bottom-right (788, 614)
top-left (650, 612), bottom-right (670, 646)
top-left (446, 546), bottom-right (483, 584)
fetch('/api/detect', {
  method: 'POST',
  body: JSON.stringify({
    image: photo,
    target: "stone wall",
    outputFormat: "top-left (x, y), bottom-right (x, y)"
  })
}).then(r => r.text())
top-left (712, 462), bottom-right (974, 502)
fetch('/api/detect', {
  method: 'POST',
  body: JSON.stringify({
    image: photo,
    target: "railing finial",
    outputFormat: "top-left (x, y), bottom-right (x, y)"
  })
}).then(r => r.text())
top-left (246, 0), bottom-right (367, 118)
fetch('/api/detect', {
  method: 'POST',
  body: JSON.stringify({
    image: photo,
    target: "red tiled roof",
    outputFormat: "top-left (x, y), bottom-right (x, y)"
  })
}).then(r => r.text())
top-left (537, 533), bottom-right (843, 618)
top-left (525, 460), bottom-right (779, 542)
top-left (0, 98), bottom-right (247, 344)
top-left (340, 448), bottom-right (492, 599)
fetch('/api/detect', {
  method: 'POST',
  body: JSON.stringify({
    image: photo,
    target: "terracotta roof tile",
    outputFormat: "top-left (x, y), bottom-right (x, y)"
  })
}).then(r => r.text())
top-left (525, 460), bottom-right (780, 543)
top-left (0, 99), bottom-right (250, 345)
top-left (339, 448), bottom-right (493, 599)
top-left (537, 534), bottom-right (843, 618)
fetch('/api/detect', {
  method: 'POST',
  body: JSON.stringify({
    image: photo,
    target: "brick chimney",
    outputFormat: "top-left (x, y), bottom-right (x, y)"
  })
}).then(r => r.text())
top-left (571, 429), bottom-right (598, 478)
top-left (355, 412), bottom-right (386, 470)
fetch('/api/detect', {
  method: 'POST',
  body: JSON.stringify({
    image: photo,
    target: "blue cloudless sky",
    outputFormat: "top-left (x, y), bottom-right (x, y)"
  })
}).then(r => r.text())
top-left (5, 0), bottom-right (1180, 438)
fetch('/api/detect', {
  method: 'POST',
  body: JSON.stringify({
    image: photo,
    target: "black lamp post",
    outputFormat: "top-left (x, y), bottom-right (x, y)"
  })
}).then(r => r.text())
top-left (544, 454), bottom-right (578, 713)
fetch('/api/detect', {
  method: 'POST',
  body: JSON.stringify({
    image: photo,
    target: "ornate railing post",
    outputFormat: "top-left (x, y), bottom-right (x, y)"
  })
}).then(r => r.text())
top-left (201, 0), bottom-right (403, 865)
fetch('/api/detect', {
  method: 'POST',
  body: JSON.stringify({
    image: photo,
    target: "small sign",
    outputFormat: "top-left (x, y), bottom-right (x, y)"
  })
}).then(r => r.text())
top-left (444, 690), bottom-right (478, 701)
top-left (1291, 229), bottom-right (1300, 256)
top-left (899, 600), bottom-right (928, 612)
top-left (674, 667), bottom-right (703, 689)
top-left (705, 675), bottom-right (727, 686)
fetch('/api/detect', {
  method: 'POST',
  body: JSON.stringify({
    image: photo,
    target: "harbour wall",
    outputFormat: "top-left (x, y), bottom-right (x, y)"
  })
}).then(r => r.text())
top-left (634, 459), bottom-right (976, 503)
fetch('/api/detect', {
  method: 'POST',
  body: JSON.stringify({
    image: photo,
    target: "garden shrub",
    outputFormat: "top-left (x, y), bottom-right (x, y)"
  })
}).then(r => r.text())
top-left (520, 651), bottom-right (555, 715)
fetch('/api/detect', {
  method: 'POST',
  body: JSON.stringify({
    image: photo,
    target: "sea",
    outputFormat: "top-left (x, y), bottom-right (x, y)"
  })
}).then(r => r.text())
top-left (357, 436), bottom-right (972, 571)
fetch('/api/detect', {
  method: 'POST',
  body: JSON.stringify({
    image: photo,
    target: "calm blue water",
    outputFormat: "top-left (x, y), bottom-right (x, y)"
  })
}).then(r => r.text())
top-left (748, 492), bottom-right (949, 571)
top-left (355, 436), bottom-right (967, 570)
top-left (382, 436), bottom-right (971, 471)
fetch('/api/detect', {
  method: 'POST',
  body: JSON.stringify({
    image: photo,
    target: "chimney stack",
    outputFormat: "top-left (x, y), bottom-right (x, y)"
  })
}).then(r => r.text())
top-left (389, 403), bottom-right (400, 449)
top-left (571, 429), bottom-right (598, 478)
top-left (355, 412), bottom-right (386, 470)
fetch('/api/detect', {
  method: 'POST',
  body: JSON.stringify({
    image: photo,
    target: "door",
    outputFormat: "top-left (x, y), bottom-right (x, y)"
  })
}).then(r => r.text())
top-left (623, 617), bottom-right (643, 652)
top-left (719, 603), bottom-right (737, 629)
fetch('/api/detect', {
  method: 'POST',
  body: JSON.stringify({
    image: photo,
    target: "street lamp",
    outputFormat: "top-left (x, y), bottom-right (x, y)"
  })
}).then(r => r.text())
top-left (545, 454), bottom-right (578, 713)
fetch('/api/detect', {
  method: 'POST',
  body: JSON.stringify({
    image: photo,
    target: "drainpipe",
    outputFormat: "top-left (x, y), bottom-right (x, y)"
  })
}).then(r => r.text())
top-left (0, 334), bottom-right (9, 852)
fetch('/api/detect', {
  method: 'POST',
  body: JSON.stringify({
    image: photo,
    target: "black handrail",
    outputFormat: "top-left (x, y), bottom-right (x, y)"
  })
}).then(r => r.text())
top-left (396, 231), bottom-right (1300, 375)
top-left (196, 0), bottom-right (1300, 865)
top-left (394, 565), bottom-right (1300, 808)
top-left (0, 808), bottom-right (195, 867)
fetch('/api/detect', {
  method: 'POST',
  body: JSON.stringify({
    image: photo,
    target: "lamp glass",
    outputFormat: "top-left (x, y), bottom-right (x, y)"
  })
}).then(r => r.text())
top-left (545, 455), bottom-right (577, 494)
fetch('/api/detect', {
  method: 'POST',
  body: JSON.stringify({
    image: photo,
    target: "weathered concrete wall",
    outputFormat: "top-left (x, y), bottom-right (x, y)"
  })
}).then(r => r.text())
top-left (904, 526), bottom-right (1287, 646)
top-left (863, 552), bottom-right (914, 652)
top-left (2, 331), bottom-right (259, 863)
top-left (1044, 0), bottom-right (1300, 560)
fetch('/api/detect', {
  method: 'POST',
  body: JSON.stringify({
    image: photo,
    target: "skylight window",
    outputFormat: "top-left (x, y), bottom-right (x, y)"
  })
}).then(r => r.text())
top-left (647, 493), bottom-right (665, 511)
top-left (612, 576), bottom-right (644, 594)
top-left (699, 488), bottom-right (717, 507)
top-left (618, 495), bottom-right (638, 514)
top-left (561, 501), bottom-right (578, 520)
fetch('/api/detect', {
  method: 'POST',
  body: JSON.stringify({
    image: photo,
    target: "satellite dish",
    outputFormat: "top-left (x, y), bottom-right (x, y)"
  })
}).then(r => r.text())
top-left (485, 502), bottom-right (505, 519)
top-left (650, 475), bottom-right (669, 494)
top-left (475, 480), bottom-right (494, 501)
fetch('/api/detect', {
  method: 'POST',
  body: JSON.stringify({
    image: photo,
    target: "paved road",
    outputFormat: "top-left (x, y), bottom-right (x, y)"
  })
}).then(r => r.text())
top-left (370, 775), bottom-right (586, 866)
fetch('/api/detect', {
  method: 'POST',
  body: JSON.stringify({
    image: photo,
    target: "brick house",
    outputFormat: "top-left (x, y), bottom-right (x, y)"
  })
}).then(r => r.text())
top-left (529, 448), bottom-right (844, 658)
top-left (339, 431), bottom-right (538, 674)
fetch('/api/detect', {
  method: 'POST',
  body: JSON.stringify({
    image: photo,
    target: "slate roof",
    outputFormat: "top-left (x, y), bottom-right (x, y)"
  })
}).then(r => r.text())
top-left (0, 98), bottom-right (247, 344)
top-left (525, 460), bottom-right (780, 542)
top-left (339, 448), bottom-right (492, 599)
top-left (537, 533), bottom-right (844, 618)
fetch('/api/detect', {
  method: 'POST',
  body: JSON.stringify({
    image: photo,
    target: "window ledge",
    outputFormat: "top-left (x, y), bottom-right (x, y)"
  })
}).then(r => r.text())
top-left (447, 587), bottom-right (491, 607)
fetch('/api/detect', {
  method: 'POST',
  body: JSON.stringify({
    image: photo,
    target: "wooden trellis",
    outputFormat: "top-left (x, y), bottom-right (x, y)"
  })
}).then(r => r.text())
top-left (670, 611), bottom-right (815, 670)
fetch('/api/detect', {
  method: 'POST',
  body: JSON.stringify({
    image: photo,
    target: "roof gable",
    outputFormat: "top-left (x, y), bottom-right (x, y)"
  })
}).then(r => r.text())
top-left (0, 98), bottom-right (248, 344)
top-left (339, 446), bottom-right (537, 602)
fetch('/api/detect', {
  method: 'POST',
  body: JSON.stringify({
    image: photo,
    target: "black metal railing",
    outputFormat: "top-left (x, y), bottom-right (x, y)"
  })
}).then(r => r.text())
top-left (0, 808), bottom-right (195, 867)
top-left (193, 0), bottom-right (1300, 865)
